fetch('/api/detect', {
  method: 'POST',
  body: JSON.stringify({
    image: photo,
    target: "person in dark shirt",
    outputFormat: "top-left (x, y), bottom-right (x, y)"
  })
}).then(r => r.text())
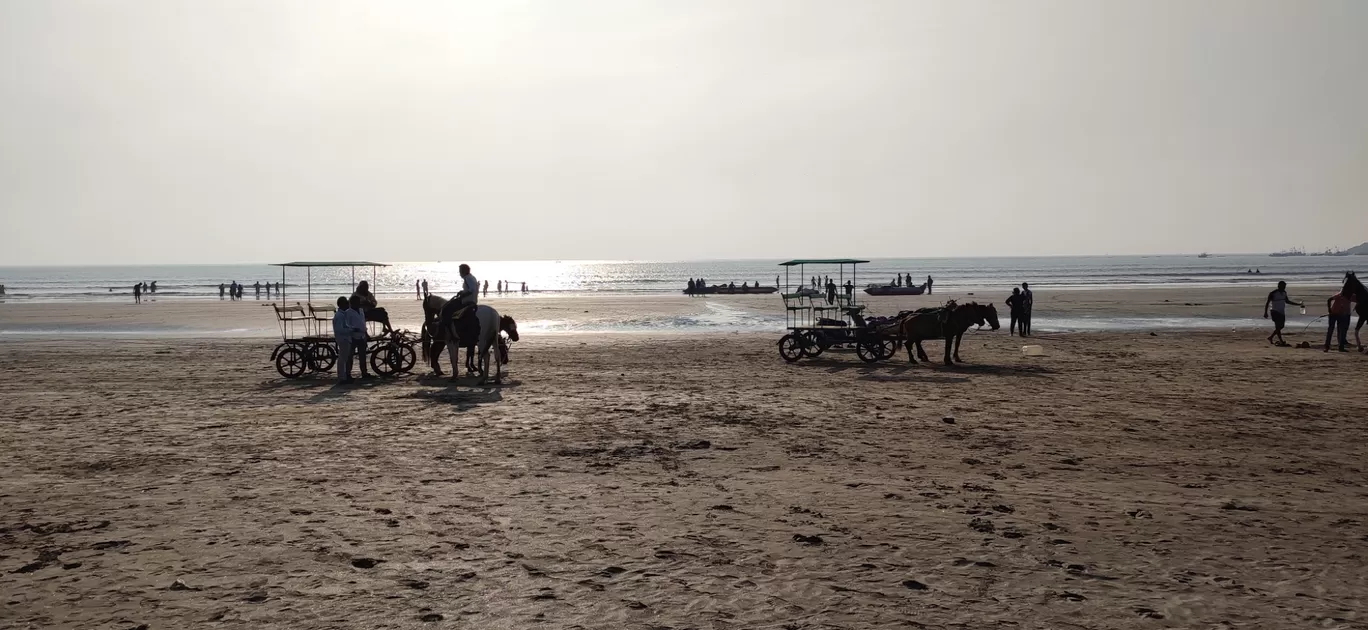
top-left (1005, 287), bottom-right (1024, 336)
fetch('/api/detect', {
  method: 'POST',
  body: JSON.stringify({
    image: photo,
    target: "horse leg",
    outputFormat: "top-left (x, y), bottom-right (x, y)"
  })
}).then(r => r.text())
top-left (943, 334), bottom-right (954, 365)
top-left (953, 332), bottom-right (965, 363)
top-left (1356, 314), bottom-right (1365, 351)
top-left (904, 335), bottom-right (918, 363)
top-left (916, 339), bottom-right (930, 362)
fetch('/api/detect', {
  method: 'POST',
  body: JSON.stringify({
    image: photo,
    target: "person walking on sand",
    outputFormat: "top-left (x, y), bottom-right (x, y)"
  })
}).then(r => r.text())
top-left (254, 281), bottom-right (261, 299)
top-left (422, 279), bottom-right (429, 298)
top-left (1263, 281), bottom-right (1303, 346)
top-left (1020, 282), bottom-right (1034, 336)
top-left (1006, 287), bottom-right (1025, 336)
top-left (1324, 288), bottom-right (1355, 352)
top-left (133, 282), bottom-right (142, 304)
top-left (333, 296), bottom-right (355, 384)
top-left (416, 280), bottom-right (421, 300)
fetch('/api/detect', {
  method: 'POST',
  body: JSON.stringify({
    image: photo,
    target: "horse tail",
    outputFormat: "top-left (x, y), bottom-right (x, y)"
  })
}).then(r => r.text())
top-left (420, 322), bottom-right (431, 361)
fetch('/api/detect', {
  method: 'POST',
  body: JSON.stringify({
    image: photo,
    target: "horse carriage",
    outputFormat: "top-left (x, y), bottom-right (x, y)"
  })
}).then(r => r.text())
top-left (776, 259), bottom-right (901, 363)
top-left (268, 261), bottom-right (420, 379)
top-left (776, 259), bottom-right (1001, 365)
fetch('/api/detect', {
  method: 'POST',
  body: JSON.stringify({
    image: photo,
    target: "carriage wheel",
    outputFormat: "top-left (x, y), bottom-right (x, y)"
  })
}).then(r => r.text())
top-left (800, 331), bottom-right (825, 358)
top-left (392, 343), bottom-right (417, 374)
top-left (309, 343), bottom-right (337, 373)
top-left (778, 334), bottom-right (804, 363)
top-left (875, 338), bottom-right (897, 360)
top-left (275, 345), bottom-right (308, 379)
top-left (370, 343), bottom-right (398, 377)
top-left (856, 340), bottom-right (884, 363)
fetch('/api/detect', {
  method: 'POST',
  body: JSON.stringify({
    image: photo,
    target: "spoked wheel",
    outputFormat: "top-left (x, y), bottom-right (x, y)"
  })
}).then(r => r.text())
top-left (275, 344), bottom-right (308, 379)
top-left (875, 338), bottom-right (897, 360)
top-left (800, 331), bottom-right (826, 358)
top-left (391, 343), bottom-right (417, 374)
top-left (778, 334), bottom-right (805, 363)
top-left (856, 339), bottom-right (884, 363)
top-left (309, 342), bottom-right (337, 373)
top-left (370, 342), bottom-right (398, 377)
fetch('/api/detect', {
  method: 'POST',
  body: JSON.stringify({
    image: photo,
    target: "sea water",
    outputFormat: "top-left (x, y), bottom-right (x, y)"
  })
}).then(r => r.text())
top-left (0, 256), bottom-right (1351, 335)
top-left (0, 255), bottom-right (1355, 302)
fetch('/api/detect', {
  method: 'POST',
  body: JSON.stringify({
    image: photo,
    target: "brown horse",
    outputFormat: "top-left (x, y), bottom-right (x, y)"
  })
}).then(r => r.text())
top-left (899, 301), bottom-right (1000, 365)
top-left (1344, 272), bottom-right (1368, 351)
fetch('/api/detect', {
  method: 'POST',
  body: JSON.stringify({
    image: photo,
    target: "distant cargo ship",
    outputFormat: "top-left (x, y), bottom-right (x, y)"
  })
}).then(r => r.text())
top-left (1309, 248), bottom-right (1350, 256)
top-left (1269, 248), bottom-right (1305, 257)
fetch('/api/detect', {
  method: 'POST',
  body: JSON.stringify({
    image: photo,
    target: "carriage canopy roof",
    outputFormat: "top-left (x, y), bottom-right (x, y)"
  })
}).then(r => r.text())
top-left (271, 261), bottom-right (391, 268)
top-left (778, 259), bottom-right (870, 267)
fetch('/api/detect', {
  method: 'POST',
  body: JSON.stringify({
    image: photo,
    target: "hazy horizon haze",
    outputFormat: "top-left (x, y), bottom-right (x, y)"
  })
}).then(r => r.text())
top-left (2, 0), bottom-right (1366, 265)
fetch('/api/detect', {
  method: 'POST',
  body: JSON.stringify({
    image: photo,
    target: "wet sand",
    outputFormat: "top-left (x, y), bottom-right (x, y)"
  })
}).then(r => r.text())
top-left (2, 325), bottom-right (1366, 629)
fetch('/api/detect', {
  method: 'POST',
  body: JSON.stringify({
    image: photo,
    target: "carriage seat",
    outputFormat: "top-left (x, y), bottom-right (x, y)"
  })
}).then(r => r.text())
top-left (273, 303), bottom-right (309, 322)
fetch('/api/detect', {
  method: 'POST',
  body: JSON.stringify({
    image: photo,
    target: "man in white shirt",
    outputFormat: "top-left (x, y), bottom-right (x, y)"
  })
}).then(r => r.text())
top-left (331, 297), bottom-right (354, 383)
top-left (1263, 280), bottom-right (1303, 346)
top-left (347, 295), bottom-right (372, 378)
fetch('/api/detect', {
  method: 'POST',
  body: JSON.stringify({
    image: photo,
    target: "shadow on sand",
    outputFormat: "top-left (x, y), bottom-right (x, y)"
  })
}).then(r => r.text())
top-left (797, 357), bottom-right (1054, 380)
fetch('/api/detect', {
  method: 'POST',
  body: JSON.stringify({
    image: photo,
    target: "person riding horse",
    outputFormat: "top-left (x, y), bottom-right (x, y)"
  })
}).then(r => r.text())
top-left (351, 280), bottom-right (393, 334)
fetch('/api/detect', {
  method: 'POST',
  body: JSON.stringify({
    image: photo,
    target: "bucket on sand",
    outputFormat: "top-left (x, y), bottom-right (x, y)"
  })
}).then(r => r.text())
top-left (1021, 345), bottom-right (1044, 357)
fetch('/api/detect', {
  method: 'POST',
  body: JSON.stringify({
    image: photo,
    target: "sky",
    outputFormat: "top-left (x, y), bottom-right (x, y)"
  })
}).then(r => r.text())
top-left (1, 0), bottom-right (1366, 265)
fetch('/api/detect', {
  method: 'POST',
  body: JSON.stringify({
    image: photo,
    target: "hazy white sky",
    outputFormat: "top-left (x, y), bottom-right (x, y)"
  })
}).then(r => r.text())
top-left (2, 1), bottom-right (1365, 265)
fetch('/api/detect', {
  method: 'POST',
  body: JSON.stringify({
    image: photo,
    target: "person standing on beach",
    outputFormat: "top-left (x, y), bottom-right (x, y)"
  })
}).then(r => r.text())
top-left (422, 279), bottom-right (429, 297)
top-left (482, 280), bottom-right (488, 297)
top-left (150, 281), bottom-right (157, 293)
top-left (1263, 281), bottom-right (1302, 346)
top-left (1020, 282), bottom-right (1034, 336)
top-left (1006, 287), bottom-right (1024, 336)
top-left (133, 282), bottom-right (141, 304)
top-left (275, 281), bottom-right (281, 295)
top-left (219, 283), bottom-right (226, 299)
top-left (254, 281), bottom-right (261, 299)
top-left (1324, 289), bottom-right (1354, 352)
top-left (348, 295), bottom-right (372, 377)
top-left (927, 275), bottom-right (934, 295)
top-left (333, 296), bottom-right (355, 384)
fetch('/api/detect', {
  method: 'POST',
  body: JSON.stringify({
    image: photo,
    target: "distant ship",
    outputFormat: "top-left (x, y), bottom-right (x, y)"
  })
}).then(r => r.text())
top-left (1309, 248), bottom-right (1350, 257)
top-left (1197, 252), bottom-right (1211, 258)
top-left (1269, 248), bottom-right (1305, 257)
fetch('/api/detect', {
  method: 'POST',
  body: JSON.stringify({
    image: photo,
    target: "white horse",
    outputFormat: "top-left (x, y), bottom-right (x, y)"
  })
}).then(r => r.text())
top-left (442, 304), bottom-right (518, 384)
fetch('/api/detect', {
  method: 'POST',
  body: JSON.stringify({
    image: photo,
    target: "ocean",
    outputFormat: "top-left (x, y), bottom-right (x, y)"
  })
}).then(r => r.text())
top-left (0, 256), bottom-right (1357, 336)
top-left (0, 255), bottom-right (1359, 303)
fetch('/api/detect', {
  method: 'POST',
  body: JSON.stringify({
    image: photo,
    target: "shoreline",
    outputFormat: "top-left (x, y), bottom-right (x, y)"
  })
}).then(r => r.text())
top-left (1, 285), bottom-right (1344, 339)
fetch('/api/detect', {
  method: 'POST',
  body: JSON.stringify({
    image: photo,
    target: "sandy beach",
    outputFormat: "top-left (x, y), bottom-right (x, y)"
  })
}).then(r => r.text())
top-left (2, 295), bottom-right (1367, 628)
